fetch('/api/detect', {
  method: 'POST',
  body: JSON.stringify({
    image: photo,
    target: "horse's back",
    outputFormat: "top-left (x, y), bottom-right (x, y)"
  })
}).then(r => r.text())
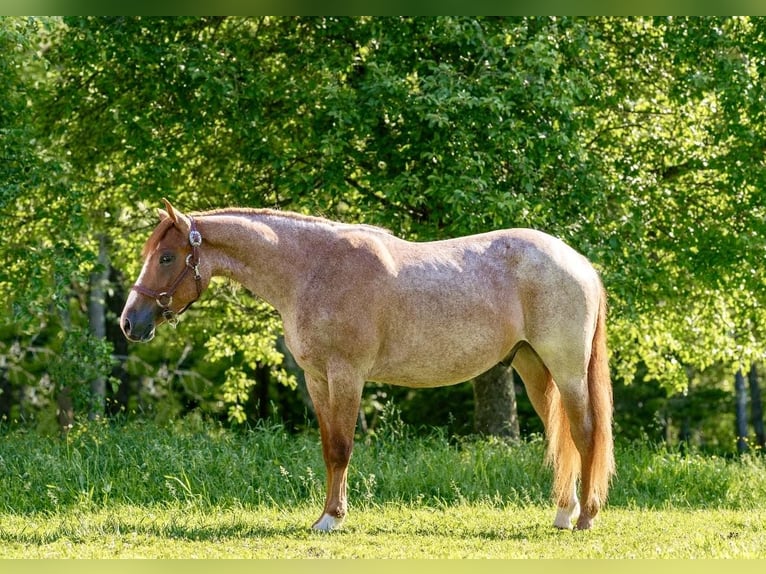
top-left (383, 227), bottom-right (600, 310)
top-left (286, 223), bottom-right (601, 388)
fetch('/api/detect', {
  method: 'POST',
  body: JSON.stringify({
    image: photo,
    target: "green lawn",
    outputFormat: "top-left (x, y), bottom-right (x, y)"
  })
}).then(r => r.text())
top-left (1, 504), bottom-right (765, 558)
top-left (0, 417), bottom-right (764, 558)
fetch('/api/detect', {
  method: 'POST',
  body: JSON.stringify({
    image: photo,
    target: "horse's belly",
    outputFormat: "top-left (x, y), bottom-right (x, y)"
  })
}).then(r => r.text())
top-left (369, 357), bottom-right (505, 388)
top-left (368, 324), bottom-right (514, 388)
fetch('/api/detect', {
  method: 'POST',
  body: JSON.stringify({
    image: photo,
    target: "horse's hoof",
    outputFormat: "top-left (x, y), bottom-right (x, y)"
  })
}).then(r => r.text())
top-left (553, 501), bottom-right (580, 530)
top-left (552, 515), bottom-right (574, 530)
top-left (312, 513), bottom-right (343, 532)
top-left (574, 515), bottom-right (594, 530)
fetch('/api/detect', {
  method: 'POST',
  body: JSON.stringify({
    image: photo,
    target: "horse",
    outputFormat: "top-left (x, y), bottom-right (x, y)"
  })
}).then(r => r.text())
top-left (120, 199), bottom-right (615, 532)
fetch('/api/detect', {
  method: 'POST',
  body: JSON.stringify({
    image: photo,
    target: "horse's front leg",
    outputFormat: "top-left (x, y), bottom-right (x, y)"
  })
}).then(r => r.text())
top-left (305, 371), bottom-right (364, 532)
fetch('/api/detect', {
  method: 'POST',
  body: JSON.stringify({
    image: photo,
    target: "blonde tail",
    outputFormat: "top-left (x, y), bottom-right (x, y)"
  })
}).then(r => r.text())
top-left (585, 284), bottom-right (615, 511)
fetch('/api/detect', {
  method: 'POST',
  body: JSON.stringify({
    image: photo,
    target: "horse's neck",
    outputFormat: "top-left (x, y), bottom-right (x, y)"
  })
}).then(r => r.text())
top-left (199, 212), bottom-right (317, 311)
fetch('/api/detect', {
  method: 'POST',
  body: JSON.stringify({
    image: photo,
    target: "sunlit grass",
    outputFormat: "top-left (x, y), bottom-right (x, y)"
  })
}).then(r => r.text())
top-left (0, 416), bottom-right (764, 557)
top-left (1, 504), bottom-right (764, 558)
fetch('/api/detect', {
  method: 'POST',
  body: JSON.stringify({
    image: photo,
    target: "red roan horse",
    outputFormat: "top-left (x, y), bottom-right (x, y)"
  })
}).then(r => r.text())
top-left (121, 199), bottom-right (614, 531)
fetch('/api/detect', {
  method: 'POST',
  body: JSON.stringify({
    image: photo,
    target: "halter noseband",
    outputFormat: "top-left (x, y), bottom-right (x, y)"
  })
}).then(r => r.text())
top-left (131, 217), bottom-right (203, 327)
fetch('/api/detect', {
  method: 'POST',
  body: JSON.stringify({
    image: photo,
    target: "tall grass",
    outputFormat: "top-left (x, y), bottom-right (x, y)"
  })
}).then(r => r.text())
top-left (0, 413), bottom-right (764, 517)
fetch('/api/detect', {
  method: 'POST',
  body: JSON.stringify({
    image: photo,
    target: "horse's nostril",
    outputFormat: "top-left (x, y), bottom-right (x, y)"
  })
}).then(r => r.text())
top-left (123, 317), bottom-right (132, 334)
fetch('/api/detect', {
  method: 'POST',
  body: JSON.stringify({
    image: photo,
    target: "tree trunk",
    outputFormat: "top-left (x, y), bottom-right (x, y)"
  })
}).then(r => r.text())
top-left (735, 369), bottom-right (749, 453)
top-left (0, 362), bottom-right (12, 421)
top-left (678, 379), bottom-right (692, 450)
top-left (473, 363), bottom-right (520, 441)
top-left (748, 363), bottom-right (765, 449)
top-left (57, 299), bottom-right (75, 433)
top-left (87, 234), bottom-right (110, 419)
top-left (254, 363), bottom-right (270, 421)
top-left (106, 264), bottom-right (131, 415)
top-left (57, 386), bottom-right (74, 433)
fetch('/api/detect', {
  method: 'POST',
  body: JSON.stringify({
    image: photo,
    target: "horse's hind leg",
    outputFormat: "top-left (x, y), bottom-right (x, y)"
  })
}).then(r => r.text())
top-left (548, 340), bottom-right (613, 529)
top-left (305, 371), bottom-right (364, 532)
top-left (557, 378), bottom-right (614, 530)
top-left (512, 346), bottom-right (580, 529)
top-left (556, 380), bottom-right (599, 530)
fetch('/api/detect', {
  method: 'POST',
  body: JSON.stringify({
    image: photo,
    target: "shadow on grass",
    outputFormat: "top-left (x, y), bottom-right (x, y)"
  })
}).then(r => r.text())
top-left (0, 503), bottom-right (570, 547)
top-left (0, 511), bottom-right (311, 545)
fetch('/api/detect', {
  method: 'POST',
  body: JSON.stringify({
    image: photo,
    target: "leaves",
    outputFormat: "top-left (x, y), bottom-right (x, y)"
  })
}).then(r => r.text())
top-left (2, 16), bottom-right (766, 425)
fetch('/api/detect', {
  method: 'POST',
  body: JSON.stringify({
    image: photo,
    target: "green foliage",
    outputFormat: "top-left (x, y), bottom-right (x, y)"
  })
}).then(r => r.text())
top-left (2, 16), bottom-right (766, 432)
top-left (47, 328), bottom-right (116, 407)
top-left (0, 17), bottom-right (93, 317)
top-left (0, 318), bottom-right (114, 431)
top-left (201, 288), bottom-right (295, 423)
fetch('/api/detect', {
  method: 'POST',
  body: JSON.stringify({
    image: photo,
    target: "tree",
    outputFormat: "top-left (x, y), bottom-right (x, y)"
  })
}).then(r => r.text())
top-left (87, 234), bottom-right (110, 418)
top-left (748, 364), bottom-right (765, 449)
top-left (3, 17), bottom-right (766, 442)
top-left (1, 18), bottom-right (113, 430)
top-left (735, 369), bottom-right (749, 453)
top-left (473, 364), bottom-right (520, 440)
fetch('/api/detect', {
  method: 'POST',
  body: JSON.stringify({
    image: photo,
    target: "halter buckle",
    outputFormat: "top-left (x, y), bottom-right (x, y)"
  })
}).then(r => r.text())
top-left (185, 253), bottom-right (201, 281)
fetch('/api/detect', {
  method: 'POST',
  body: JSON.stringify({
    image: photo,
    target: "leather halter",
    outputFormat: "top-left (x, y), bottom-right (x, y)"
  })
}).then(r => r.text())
top-left (131, 217), bottom-right (203, 326)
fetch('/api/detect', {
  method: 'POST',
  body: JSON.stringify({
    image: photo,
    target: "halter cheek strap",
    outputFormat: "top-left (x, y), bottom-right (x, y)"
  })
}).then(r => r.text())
top-left (131, 217), bottom-right (203, 326)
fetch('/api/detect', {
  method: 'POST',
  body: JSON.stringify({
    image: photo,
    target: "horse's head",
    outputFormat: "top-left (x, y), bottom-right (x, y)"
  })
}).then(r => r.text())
top-left (120, 199), bottom-right (205, 342)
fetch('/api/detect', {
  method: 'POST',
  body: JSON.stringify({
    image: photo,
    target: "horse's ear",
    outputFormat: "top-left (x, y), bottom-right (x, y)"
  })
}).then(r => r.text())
top-left (162, 198), bottom-right (178, 223)
top-left (160, 198), bottom-right (191, 231)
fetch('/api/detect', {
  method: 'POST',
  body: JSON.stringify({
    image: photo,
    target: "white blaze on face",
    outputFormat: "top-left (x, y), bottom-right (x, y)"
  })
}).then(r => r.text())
top-left (133, 255), bottom-right (154, 290)
top-left (120, 257), bottom-right (160, 341)
top-left (127, 258), bottom-right (151, 301)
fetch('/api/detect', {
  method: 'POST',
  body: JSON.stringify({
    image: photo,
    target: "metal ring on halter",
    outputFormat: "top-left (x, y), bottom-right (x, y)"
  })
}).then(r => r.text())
top-left (189, 229), bottom-right (202, 247)
top-left (156, 292), bottom-right (173, 308)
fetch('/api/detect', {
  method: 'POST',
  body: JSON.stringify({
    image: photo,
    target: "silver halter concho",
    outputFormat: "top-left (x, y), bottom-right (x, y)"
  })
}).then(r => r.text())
top-left (131, 217), bottom-right (203, 327)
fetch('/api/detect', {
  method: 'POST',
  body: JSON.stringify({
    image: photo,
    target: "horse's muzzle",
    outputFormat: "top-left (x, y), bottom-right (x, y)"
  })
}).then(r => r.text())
top-left (121, 310), bottom-right (156, 343)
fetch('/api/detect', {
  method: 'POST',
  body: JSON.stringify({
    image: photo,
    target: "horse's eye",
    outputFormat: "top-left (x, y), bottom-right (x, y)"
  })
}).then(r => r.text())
top-left (159, 253), bottom-right (175, 266)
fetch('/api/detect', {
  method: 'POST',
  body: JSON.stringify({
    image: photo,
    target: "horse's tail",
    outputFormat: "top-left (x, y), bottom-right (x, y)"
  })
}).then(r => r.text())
top-left (585, 283), bottom-right (615, 508)
top-left (546, 377), bottom-right (579, 509)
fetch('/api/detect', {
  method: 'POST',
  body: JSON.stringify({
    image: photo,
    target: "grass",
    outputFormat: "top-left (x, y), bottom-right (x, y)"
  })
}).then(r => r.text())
top-left (0, 415), bottom-right (765, 558)
top-left (2, 504), bottom-right (765, 558)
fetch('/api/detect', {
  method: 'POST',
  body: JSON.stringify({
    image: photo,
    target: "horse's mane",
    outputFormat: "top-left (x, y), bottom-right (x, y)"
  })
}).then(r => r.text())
top-left (141, 208), bottom-right (392, 258)
top-left (141, 217), bottom-right (175, 258)
top-left (194, 207), bottom-right (392, 235)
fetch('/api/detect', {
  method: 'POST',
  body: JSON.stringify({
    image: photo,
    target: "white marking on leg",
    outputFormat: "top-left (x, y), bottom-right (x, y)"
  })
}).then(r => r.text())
top-left (553, 488), bottom-right (580, 530)
top-left (312, 513), bottom-right (343, 532)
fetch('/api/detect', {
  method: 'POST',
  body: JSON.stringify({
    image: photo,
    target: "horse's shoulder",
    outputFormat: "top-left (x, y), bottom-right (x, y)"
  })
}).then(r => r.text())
top-left (329, 227), bottom-right (400, 273)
